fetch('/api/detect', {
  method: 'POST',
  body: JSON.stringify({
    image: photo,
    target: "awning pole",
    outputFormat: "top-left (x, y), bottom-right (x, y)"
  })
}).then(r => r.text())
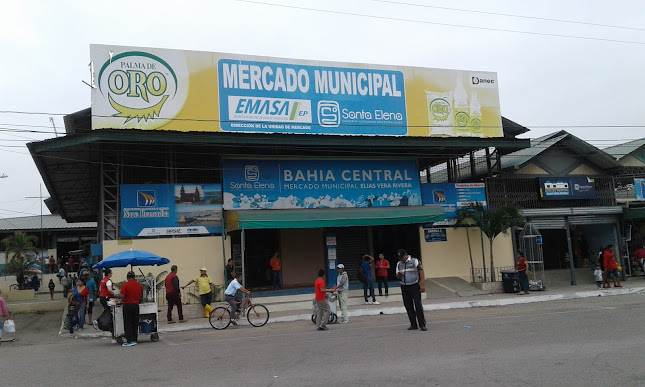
top-left (241, 222), bottom-right (246, 287)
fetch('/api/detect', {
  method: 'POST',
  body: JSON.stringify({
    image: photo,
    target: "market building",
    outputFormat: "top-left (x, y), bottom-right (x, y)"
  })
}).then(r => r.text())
top-left (459, 131), bottom-right (625, 285)
top-left (27, 44), bottom-right (530, 289)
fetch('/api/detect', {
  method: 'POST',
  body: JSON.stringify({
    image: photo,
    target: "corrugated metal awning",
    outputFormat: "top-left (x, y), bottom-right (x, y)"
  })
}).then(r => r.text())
top-left (225, 206), bottom-right (445, 232)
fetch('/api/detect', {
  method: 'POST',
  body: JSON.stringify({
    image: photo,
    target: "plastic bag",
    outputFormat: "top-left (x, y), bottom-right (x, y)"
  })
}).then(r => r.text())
top-left (4, 319), bottom-right (16, 333)
top-left (97, 309), bottom-right (112, 332)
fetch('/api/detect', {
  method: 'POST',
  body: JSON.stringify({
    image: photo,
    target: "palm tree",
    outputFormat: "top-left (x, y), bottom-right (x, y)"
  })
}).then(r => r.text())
top-left (461, 204), bottom-right (525, 282)
top-left (1, 232), bottom-right (38, 288)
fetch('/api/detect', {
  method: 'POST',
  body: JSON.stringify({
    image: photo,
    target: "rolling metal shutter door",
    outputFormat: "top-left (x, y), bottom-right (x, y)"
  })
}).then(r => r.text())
top-left (568, 215), bottom-right (617, 225)
top-left (528, 217), bottom-right (567, 230)
top-left (334, 227), bottom-right (369, 282)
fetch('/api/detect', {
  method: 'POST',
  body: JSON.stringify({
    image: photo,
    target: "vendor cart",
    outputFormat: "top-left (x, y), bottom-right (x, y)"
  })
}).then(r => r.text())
top-left (94, 249), bottom-right (170, 344)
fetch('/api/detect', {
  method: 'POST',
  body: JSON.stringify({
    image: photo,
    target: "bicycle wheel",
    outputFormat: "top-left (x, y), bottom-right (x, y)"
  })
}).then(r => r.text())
top-left (10, 284), bottom-right (19, 291)
top-left (246, 304), bottom-right (269, 327)
top-left (209, 307), bottom-right (231, 330)
top-left (329, 312), bottom-right (337, 324)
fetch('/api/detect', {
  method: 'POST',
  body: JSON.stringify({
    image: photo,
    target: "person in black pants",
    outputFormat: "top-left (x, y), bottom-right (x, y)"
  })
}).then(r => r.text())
top-left (118, 272), bottom-right (142, 347)
top-left (395, 249), bottom-right (427, 331)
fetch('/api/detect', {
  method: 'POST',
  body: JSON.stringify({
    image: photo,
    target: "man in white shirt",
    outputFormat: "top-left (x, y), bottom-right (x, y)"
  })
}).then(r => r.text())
top-left (331, 264), bottom-right (349, 323)
top-left (224, 273), bottom-right (251, 325)
top-left (395, 249), bottom-right (427, 331)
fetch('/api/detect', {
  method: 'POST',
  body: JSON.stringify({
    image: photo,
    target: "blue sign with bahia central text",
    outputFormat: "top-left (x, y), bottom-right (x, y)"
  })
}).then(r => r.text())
top-left (222, 159), bottom-right (421, 210)
top-left (218, 59), bottom-right (407, 135)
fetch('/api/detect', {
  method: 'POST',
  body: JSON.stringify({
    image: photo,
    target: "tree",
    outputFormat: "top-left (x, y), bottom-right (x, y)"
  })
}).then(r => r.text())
top-left (454, 204), bottom-right (487, 282)
top-left (461, 204), bottom-right (525, 282)
top-left (2, 232), bottom-right (38, 288)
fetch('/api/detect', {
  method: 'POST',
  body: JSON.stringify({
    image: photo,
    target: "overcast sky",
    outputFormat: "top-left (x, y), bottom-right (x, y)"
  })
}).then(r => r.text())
top-left (1, 0), bottom-right (644, 219)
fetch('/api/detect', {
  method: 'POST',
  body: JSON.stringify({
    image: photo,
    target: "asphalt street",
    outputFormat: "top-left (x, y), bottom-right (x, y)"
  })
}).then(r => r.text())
top-left (1, 294), bottom-right (644, 386)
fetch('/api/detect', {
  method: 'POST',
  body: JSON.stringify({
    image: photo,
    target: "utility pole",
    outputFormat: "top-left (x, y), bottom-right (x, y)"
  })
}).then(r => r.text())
top-left (26, 184), bottom-right (45, 284)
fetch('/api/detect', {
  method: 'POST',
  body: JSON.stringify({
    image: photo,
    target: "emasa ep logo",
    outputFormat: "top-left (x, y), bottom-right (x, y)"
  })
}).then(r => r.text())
top-left (97, 51), bottom-right (188, 127)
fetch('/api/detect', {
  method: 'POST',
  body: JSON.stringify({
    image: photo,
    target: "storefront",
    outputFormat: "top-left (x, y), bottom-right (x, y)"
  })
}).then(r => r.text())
top-left (28, 44), bottom-right (529, 288)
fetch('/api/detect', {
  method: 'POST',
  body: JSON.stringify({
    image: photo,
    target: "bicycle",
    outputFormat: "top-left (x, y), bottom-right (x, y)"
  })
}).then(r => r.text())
top-left (209, 293), bottom-right (269, 330)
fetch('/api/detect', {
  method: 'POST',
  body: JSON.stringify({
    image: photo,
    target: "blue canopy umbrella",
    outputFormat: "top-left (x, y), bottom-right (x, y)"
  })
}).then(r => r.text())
top-left (93, 249), bottom-right (170, 269)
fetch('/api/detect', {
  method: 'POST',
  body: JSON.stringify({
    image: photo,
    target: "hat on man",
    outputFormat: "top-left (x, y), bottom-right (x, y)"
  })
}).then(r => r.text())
top-left (337, 264), bottom-right (345, 269)
top-left (397, 249), bottom-right (407, 257)
top-left (200, 267), bottom-right (207, 272)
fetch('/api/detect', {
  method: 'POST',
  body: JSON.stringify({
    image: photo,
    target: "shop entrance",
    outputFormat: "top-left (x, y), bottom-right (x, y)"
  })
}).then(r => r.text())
top-left (539, 225), bottom-right (617, 270)
top-left (231, 229), bottom-right (280, 289)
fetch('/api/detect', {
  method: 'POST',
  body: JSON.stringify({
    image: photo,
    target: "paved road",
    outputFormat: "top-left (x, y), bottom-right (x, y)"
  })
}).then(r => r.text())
top-left (2, 294), bottom-right (644, 386)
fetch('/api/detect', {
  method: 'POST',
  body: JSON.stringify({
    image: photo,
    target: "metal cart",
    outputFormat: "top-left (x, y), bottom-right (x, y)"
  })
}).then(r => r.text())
top-left (93, 249), bottom-right (170, 345)
top-left (110, 275), bottom-right (159, 344)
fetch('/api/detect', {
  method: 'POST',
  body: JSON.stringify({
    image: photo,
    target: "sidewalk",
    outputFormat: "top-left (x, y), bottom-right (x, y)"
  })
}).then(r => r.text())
top-left (68, 277), bottom-right (645, 338)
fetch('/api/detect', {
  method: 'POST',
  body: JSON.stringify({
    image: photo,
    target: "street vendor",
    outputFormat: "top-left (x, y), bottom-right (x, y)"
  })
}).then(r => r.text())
top-left (117, 271), bottom-right (142, 347)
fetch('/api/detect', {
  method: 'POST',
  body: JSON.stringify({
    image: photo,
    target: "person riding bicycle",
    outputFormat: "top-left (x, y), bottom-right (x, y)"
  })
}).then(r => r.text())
top-left (224, 273), bottom-right (251, 325)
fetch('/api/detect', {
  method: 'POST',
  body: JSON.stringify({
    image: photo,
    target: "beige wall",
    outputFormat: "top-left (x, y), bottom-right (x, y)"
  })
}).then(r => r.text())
top-left (280, 228), bottom-right (325, 287)
top-left (102, 236), bottom-right (229, 286)
top-left (419, 226), bottom-right (515, 282)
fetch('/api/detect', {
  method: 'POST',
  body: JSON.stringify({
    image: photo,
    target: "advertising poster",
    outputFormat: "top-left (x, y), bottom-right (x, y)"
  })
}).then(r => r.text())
top-left (120, 184), bottom-right (222, 237)
top-left (539, 177), bottom-right (596, 200)
top-left (91, 44), bottom-right (503, 138)
top-left (420, 183), bottom-right (487, 220)
top-left (222, 159), bottom-right (422, 210)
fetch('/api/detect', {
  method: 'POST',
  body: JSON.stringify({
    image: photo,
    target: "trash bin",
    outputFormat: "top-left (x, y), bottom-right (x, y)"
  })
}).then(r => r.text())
top-left (500, 270), bottom-right (519, 293)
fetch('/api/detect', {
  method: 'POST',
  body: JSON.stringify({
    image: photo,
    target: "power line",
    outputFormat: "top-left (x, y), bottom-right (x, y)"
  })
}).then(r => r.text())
top-left (2, 111), bottom-right (645, 131)
top-left (230, 0), bottom-right (645, 45)
top-left (371, 0), bottom-right (645, 32)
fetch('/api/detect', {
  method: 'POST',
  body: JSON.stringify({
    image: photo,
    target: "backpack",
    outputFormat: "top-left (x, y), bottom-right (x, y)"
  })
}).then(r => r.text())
top-left (357, 263), bottom-right (367, 283)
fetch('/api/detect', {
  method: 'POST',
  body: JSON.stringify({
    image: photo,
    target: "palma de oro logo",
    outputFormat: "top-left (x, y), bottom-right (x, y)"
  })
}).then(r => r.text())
top-left (97, 51), bottom-right (180, 125)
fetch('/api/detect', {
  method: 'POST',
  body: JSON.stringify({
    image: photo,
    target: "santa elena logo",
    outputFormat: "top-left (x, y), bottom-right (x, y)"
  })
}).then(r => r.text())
top-left (98, 51), bottom-right (178, 124)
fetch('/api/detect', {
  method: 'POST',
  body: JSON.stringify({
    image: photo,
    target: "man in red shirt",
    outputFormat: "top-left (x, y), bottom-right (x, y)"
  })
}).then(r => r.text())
top-left (165, 265), bottom-right (184, 323)
top-left (603, 245), bottom-right (622, 288)
top-left (634, 246), bottom-right (645, 275)
top-left (118, 271), bottom-right (143, 346)
top-left (314, 269), bottom-right (332, 331)
top-left (375, 253), bottom-right (390, 296)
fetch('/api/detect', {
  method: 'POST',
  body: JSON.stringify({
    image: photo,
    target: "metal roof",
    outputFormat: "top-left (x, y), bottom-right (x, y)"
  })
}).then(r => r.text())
top-left (0, 214), bottom-right (96, 232)
top-left (602, 138), bottom-right (645, 160)
top-left (28, 108), bottom-right (530, 223)
top-left (500, 130), bottom-right (622, 172)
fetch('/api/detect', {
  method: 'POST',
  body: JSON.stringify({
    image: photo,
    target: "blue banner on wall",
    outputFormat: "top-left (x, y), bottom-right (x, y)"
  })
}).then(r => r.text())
top-left (218, 59), bottom-right (407, 136)
top-left (635, 178), bottom-right (645, 201)
top-left (222, 159), bottom-right (421, 209)
top-left (420, 183), bottom-right (487, 220)
top-left (539, 177), bottom-right (596, 200)
top-left (120, 184), bottom-right (222, 237)
top-left (424, 228), bottom-right (447, 242)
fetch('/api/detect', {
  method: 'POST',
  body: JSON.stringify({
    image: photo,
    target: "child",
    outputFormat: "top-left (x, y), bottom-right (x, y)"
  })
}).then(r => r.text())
top-left (594, 266), bottom-right (603, 289)
top-left (48, 279), bottom-right (55, 300)
top-left (66, 294), bottom-right (80, 337)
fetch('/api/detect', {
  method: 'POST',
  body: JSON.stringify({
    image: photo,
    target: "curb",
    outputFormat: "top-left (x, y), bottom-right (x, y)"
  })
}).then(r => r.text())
top-left (64, 286), bottom-right (645, 338)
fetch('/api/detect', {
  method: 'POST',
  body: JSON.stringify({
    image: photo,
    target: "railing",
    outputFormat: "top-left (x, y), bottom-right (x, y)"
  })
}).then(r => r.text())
top-left (155, 284), bottom-right (224, 307)
top-left (470, 266), bottom-right (514, 283)
top-left (485, 177), bottom-right (616, 210)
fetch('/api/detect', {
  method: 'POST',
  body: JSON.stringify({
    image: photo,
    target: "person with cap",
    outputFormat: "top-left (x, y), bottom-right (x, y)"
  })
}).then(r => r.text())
top-left (224, 273), bottom-right (252, 325)
top-left (516, 250), bottom-right (530, 295)
top-left (330, 263), bottom-right (349, 323)
top-left (395, 249), bottom-right (427, 331)
top-left (165, 265), bottom-right (185, 323)
top-left (182, 268), bottom-right (215, 318)
top-left (118, 271), bottom-right (143, 347)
